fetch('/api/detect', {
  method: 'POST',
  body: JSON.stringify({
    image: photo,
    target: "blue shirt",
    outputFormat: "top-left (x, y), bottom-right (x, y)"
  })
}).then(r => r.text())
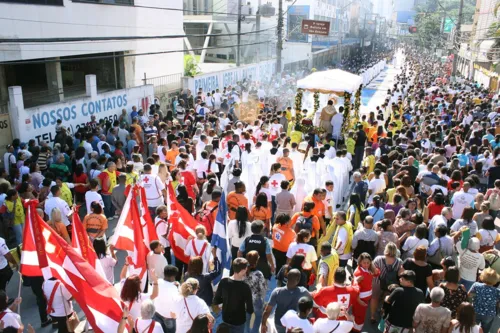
top-left (127, 139), bottom-right (137, 157)
top-left (130, 111), bottom-right (138, 120)
top-left (367, 206), bottom-right (384, 223)
top-left (353, 181), bottom-right (368, 203)
top-left (456, 154), bottom-right (469, 167)
top-left (470, 282), bottom-right (500, 316)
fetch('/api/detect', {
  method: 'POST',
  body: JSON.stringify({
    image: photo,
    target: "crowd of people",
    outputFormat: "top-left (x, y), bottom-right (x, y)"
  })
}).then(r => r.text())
top-left (0, 44), bottom-right (498, 333)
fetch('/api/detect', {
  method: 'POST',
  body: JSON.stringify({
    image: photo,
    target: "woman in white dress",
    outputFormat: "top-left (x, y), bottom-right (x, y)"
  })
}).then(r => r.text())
top-left (290, 178), bottom-right (308, 214)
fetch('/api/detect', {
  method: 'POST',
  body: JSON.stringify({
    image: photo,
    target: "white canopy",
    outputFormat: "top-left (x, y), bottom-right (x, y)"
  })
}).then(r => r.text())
top-left (296, 69), bottom-right (363, 95)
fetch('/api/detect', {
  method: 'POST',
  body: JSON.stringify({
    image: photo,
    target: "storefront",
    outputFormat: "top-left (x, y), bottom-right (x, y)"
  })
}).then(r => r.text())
top-left (473, 64), bottom-right (499, 93)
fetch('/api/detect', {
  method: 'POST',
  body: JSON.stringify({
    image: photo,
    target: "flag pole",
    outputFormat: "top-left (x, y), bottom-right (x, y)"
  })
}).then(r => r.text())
top-left (17, 271), bottom-right (22, 315)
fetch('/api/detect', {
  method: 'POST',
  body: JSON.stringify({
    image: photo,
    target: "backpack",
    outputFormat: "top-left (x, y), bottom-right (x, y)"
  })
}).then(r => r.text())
top-left (194, 203), bottom-right (218, 237)
top-left (489, 190), bottom-right (500, 210)
top-left (294, 214), bottom-right (313, 233)
top-left (353, 239), bottom-right (376, 261)
top-left (380, 259), bottom-right (399, 291)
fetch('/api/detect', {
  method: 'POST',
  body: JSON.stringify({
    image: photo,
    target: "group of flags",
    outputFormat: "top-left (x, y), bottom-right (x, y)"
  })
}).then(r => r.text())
top-left (19, 182), bottom-right (233, 332)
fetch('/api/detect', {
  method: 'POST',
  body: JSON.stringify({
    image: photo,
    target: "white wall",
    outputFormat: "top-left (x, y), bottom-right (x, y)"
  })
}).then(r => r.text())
top-left (0, 0), bottom-right (184, 85)
top-left (282, 43), bottom-right (312, 67)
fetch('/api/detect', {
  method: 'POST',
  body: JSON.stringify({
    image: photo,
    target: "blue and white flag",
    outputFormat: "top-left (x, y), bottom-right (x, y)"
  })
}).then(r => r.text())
top-left (211, 191), bottom-right (231, 284)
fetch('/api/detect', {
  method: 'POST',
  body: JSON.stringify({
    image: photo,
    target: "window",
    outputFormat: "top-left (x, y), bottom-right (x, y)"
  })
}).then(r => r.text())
top-left (72, 0), bottom-right (134, 5)
top-left (0, 0), bottom-right (63, 5)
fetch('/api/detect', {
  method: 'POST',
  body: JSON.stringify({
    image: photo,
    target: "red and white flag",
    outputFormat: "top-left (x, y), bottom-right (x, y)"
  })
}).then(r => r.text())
top-left (110, 186), bottom-right (149, 277)
top-left (71, 208), bottom-right (105, 277)
top-left (166, 183), bottom-right (197, 264)
top-left (21, 200), bottom-right (123, 333)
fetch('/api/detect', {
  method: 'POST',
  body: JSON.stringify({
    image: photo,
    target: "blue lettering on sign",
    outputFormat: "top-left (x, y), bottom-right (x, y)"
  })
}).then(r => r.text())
top-left (32, 94), bottom-right (128, 129)
top-left (195, 75), bottom-right (219, 92)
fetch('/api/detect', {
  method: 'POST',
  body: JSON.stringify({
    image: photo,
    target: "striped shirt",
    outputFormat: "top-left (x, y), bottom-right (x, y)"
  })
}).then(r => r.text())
top-left (373, 256), bottom-right (402, 283)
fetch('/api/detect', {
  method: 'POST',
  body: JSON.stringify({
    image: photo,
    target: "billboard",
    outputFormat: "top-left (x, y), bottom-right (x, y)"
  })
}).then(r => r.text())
top-left (287, 5), bottom-right (310, 43)
top-left (301, 19), bottom-right (330, 36)
top-left (443, 17), bottom-right (455, 33)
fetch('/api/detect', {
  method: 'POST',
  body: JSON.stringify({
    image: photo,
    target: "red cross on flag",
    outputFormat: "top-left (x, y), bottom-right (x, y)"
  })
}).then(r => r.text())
top-left (20, 200), bottom-right (124, 332)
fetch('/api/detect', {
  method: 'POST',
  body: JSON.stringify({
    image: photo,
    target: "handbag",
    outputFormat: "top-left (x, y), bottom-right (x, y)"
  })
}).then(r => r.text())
top-left (427, 238), bottom-right (445, 265)
top-left (60, 286), bottom-right (80, 332)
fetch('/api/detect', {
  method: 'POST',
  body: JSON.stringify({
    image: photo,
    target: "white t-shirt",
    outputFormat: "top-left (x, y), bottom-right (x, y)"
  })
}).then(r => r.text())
top-left (140, 174), bottom-right (165, 207)
top-left (123, 293), bottom-right (150, 321)
top-left (184, 239), bottom-right (211, 274)
top-left (286, 242), bottom-right (318, 270)
top-left (85, 191), bottom-right (104, 214)
top-left (451, 191), bottom-right (475, 220)
top-left (42, 280), bottom-right (73, 317)
top-left (402, 236), bottom-right (429, 256)
top-left (99, 255), bottom-right (117, 285)
top-left (154, 279), bottom-right (180, 319)
top-left (280, 310), bottom-right (314, 333)
top-left (457, 245), bottom-right (485, 281)
top-left (313, 318), bottom-right (353, 333)
top-left (155, 217), bottom-right (171, 248)
top-left (44, 197), bottom-right (71, 226)
top-left (134, 319), bottom-right (163, 333)
top-left (0, 309), bottom-right (21, 329)
top-left (173, 295), bottom-right (210, 333)
top-left (227, 220), bottom-right (252, 248)
top-left (450, 219), bottom-right (478, 236)
top-left (367, 178), bottom-right (386, 204)
top-left (335, 226), bottom-right (351, 260)
top-left (258, 187), bottom-right (272, 202)
top-left (147, 252), bottom-right (168, 280)
top-left (478, 229), bottom-right (498, 246)
top-left (0, 238), bottom-right (9, 269)
top-left (269, 173), bottom-right (286, 196)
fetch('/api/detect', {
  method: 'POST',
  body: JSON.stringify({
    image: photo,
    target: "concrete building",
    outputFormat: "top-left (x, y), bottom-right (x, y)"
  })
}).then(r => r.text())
top-left (0, 0), bottom-right (184, 113)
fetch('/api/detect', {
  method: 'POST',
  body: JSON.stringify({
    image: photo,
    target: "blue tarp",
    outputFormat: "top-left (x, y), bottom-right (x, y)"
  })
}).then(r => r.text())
top-left (396, 11), bottom-right (416, 24)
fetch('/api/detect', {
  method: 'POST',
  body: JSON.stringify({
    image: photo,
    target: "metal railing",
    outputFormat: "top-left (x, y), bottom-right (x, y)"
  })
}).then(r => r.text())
top-left (143, 73), bottom-right (183, 95)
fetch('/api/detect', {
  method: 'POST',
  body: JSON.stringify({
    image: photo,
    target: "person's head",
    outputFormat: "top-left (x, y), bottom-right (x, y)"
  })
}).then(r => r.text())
top-left (286, 268), bottom-right (302, 288)
top-left (335, 211), bottom-right (346, 225)
top-left (50, 207), bottom-right (62, 223)
top-left (384, 242), bottom-right (398, 258)
top-left (232, 257), bottom-right (249, 278)
top-left (296, 229), bottom-right (311, 244)
top-left (90, 201), bottom-right (103, 215)
top-left (414, 224), bottom-right (427, 240)
top-left (303, 201), bottom-right (315, 213)
top-left (250, 220), bottom-right (264, 235)
top-left (479, 267), bottom-right (499, 286)
top-left (180, 278), bottom-right (199, 297)
top-left (481, 216), bottom-right (495, 231)
top-left (255, 192), bottom-right (268, 209)
top-left (188, 256), bottom-right (204, 276)
top-left (289, 254), bottom-right (305, 270)
top-left (245, 250), bottom-right (259, 271)
top-left (189, 314), bottom-right (212, 333)
top-left (325, 302), bottom-right (343, 321)
top-left (320, 242), bottom-right (332, 257)
top-left (429, 287), bottom-right (445, 304)
top-left (468, 237), bottom-right (480, 252)
top-left (120, 275), bottom-right (142, 302)
top-left (140, 299), bottom-right (156, 320)
top-left (358, 252), bottom-right (375, 272)
top-left (455, 302), bottom-right (476, 329)
top-left (93, 237), bottom-right (108, 259)
top-left (334, 267), bottom-right (347, 284)
top-left (194, 225), bottom-right (207, 240)
top-left (413, 246), bottom-right (427, 261)
top-left (164, 265), bottom-right (179, 282)
top-left (399, 270), bottom-right (416, 287)
top-left (275, 213), bottom-right (290, 226)
top-left (297, 296), bottom-right (313, 317)
top-left (444, 265), bottom-right (460, 283)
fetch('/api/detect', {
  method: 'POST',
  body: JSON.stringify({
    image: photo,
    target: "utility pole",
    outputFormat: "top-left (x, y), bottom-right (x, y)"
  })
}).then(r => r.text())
top-left (338, 9), bottom-right (343, 64)
top-left (372, 15), bottom-right (377, 53)
top-left (237, 0), bottom-right (242, 66)
top-left (256, 0), bottom-right (261, 62)
top-left (360, 13), bottom-right (367, 60)
top-left (277, 0), bottom-right (283, 74)
top-left (451, 0), bottom-right (464, 78)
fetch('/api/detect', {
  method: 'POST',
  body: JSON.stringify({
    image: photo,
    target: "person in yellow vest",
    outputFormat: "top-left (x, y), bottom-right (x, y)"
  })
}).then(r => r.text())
top-left (332, 211), bottom-right (353, 268)
top-left (97, 162), bottom-right (120, 219)
top-left (290, 124), bottom-right (303, 145)
top-left (361, 147), bottom-right (376, 175)
top-left (54, 177), bottom-right (86, 207)
top-left (277, 148), bottom-right (295, 182)
top-left (346, 193), bottom-right (364, 231)
top-left (125, 162), bottom-right (139, 186)
top-left (316, 242), bottom-right (339, 289)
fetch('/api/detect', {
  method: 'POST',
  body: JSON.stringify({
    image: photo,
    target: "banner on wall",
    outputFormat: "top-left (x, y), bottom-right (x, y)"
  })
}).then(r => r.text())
top-left (184, 60), bottom-right (276, 94)
top-left (15, 85), bottom-right (154, 145)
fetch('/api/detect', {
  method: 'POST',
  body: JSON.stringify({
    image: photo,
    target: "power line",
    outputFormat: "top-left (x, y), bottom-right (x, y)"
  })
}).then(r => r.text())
top-left (0, 39), bottom-right (276, 65)
top-left (0, 26), bottom-right (276, 44)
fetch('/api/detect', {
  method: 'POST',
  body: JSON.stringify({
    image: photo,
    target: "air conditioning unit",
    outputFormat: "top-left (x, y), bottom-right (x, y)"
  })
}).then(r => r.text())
top-left (259, 3), bottom-right (276, 17)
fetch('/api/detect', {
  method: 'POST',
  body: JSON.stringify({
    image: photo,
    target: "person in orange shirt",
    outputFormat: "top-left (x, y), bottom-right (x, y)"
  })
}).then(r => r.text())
top-left (130, 117), bottom-right (143, 150)
top-left (227, 181), bottom-right (248, 220)
top-left (165, 141), bottom-right (180, 171)
top-left (290, 201), bottom-right (320, 248)
top-left (199, 189), bottom-right (221, 240)
top-left (276, 148), bottom-right (295, 181)
top-left (303, 189), bottom-right (326, 235)
top-left (272, 213), bottom-right (296, 274)
top-left (251, 192), bottom-right (272, 233)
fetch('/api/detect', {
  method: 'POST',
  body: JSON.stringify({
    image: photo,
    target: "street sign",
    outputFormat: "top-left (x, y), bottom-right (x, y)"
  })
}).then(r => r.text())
top-left (301, 19), bottom-right (331, 36)
top-left (443, 17), bottom-right (455, 33)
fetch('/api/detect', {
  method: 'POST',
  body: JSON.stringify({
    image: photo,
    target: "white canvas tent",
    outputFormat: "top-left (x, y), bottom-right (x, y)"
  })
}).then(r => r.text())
top-left (296, 69), bottom-right (363, 95)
